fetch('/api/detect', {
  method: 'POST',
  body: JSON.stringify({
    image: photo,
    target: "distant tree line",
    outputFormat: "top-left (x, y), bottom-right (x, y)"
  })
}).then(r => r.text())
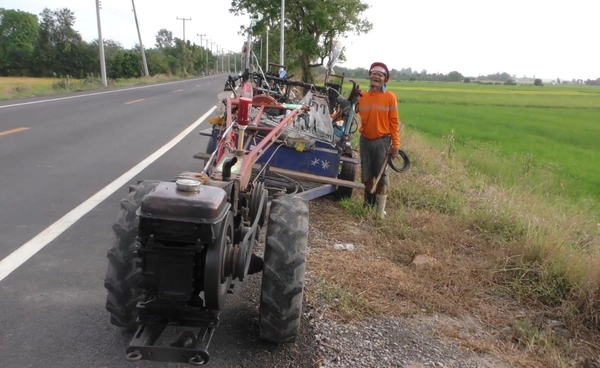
top-left (320, 67), bottom-right (528, 84)
top-left (580, 78), bottom-right (600, 86)
top-left (320, 67), bottom-right (517, 83)
top-left (0, 7), bottom-right (234, 79)
top-left (321, 66), bottom-right (468, 82)
top-left (320, 66), bottom-right (600, 86)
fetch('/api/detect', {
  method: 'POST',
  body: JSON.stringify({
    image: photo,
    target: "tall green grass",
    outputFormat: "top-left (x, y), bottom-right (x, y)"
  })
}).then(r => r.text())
top-left (336, 79), bottom-right (600, 362)
top-left (382, 81), bottom-right (600, 213)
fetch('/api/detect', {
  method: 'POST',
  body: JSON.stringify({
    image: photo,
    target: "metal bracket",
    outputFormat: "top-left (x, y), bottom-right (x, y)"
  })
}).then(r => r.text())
top-left (124, 299), bottom-right (221, 365)
top-left (235, 186), bottom-right (267, 281)
top-left (126, 323), bottom-right (216, 365)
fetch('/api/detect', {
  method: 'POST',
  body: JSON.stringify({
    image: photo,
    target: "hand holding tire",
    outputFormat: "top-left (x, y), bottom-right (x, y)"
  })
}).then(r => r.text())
top-left (350, 85), bottom-right (362, 105)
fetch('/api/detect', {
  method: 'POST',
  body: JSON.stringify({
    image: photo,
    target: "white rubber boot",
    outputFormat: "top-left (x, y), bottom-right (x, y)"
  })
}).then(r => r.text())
top-left (376, 195), bottom-right (387, 219)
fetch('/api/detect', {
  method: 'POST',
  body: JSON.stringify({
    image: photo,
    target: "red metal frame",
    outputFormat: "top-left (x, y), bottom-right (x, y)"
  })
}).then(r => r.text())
top-left (212, 98), bottom-right (306, 190)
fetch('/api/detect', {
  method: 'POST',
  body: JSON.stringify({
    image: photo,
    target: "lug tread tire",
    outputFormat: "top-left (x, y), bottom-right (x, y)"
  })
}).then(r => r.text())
top-left (103, 180), bottom-right (160, 331)
top-left (336, 160), bottom-right (357, 200)
top-left (259, 195), bottom-right (309, 343)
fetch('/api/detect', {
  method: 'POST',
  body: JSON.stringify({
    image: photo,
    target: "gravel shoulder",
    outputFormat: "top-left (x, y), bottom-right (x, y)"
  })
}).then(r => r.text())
top-left (305, 311), bottom-right (510, 368)
top-left (240, 200), bottom-right (512, 368)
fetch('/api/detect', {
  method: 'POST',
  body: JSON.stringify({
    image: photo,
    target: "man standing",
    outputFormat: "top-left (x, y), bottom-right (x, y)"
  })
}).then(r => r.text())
top-left (357, 62), bottom-right (400, 218)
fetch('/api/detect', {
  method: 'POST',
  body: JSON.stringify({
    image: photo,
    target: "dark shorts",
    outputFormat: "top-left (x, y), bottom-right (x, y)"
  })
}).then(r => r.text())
top-left (359, 135), bottom-right (391, 186)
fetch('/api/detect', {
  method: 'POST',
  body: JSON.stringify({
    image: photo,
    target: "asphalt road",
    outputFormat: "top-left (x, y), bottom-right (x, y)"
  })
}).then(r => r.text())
top-left (0, 77), bottom-right (319, 368)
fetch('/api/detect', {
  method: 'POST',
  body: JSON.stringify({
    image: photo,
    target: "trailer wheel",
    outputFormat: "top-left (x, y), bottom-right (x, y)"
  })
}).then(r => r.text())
top-left (259, 195), bottom-right (309, 343)
top-left (336, 161), bottom-right (357, 200)
top-left (104, 180), bottom-right (159, 331)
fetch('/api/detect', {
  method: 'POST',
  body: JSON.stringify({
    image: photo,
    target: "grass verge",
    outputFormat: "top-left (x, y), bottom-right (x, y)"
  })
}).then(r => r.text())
top-left (305, 127), bottom-right (600, 367)
top-left (0, 74), bottom-right (190, 100)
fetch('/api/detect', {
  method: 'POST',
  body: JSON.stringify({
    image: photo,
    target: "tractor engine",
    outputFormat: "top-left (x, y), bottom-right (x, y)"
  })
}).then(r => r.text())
top-left (136, 179), bottom-right (232, 309)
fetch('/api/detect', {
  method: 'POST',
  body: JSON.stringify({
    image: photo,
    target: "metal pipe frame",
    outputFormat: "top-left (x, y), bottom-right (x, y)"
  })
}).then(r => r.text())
top-left (216, 98), bottom-right (304, 190)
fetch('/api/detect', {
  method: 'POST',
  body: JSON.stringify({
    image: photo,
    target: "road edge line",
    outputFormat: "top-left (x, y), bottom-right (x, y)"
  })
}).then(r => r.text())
top-left (0, 76), bottom-right (218, 110)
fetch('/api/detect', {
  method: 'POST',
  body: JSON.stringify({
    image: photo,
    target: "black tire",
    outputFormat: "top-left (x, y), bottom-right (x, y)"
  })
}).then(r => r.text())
top-left (336, 161), bottom-right (358, 200)
top-left (104, 180), bottom-right (159, 331)
top-left (259, 195), bottom-right (309, 343)
top-left (389, 149), bottom-right (411, 173)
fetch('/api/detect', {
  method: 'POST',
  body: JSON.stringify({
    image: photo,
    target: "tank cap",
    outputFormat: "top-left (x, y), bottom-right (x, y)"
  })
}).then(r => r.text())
top-left (175, 178), bottom-right (201, 192)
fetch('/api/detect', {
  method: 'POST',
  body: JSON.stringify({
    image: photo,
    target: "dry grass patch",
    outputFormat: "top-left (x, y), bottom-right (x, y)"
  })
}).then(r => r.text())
top-left (305, 128), bottom-right (600, 367)
top-left (0, 75), bottom-right (185, 100)
top-left (0, 77), bottom-right (58, 98)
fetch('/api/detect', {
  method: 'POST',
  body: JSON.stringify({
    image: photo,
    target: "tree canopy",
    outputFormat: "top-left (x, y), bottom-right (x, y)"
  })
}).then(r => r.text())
top-left (229, 0), bottom-right (372, 83)
top-left (0, 7), bottom-right (227, 79)
top-left (0, 8), bottom-right (40, 76)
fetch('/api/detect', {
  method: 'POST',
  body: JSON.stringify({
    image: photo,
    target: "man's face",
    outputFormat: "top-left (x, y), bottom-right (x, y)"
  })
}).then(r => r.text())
top-left (369, 71), bottom-right (385, 89)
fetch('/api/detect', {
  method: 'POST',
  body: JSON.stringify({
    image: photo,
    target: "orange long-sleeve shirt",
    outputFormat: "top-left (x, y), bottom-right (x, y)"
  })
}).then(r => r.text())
top-left (357, 90), bottom-right (400, 148)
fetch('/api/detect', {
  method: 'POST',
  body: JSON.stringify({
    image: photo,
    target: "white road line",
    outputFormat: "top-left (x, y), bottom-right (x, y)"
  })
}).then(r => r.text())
top-left (0, 106), bottom-right (217, 282)
top-left (0, 77), bottom-right (213, 110)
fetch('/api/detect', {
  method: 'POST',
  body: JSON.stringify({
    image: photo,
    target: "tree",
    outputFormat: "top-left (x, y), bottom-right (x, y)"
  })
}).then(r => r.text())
top-left (230, 0), bottom-right (372, 83)
top-left (145, 48), bottom-right (170, 75)
top-left (447, 71), bottom-right (463, 82)
top-left (0, 8), bottom-right (39, 76)
top-left (534, 78), bottom-right (543, 86)
top-left (34, 8), bottom-right (87, 77)
top-left (155, 29), bottom-right (174, 49)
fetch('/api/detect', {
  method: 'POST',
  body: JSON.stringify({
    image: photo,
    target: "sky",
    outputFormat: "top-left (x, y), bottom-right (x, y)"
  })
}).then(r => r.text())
top-left (3, 0), bottom-right (599, 80)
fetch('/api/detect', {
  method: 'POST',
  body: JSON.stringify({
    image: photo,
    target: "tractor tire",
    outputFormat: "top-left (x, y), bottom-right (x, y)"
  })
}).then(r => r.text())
top-left (259, 195), bottom-right (309, 343)
top-left (104, 180), bottom-right (159, 331)
top-left (336, 160), bottom-right (358, 200)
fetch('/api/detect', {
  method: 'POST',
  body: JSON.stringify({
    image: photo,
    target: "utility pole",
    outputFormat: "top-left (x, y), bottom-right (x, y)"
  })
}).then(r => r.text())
top-left (131, 0), bottom-right (149, 77)
top-left (197, 33), bottom-right (205, 74)
top-left (280, 0), bottom-right (285, 68)
top-left (220, 49), bottom-right (223, 74)
top-left (176, 17), bottom-right (192, 43)
top-left (244, 25), bottom-right (252, 71)
top-left (227, 51), bottom-right (230, 73)
top-left (259, 37), bottom-right (263, 68)
top-left (266, 26), bottom-right (269, 72)
top-left (95, 0), bottom-right (107, 86)
top-left (176, 17), bottom-right (191, 74)
top-left (216, 45), bottom-right (220, 73)
top-left (210, 42), bottom-right (214, 73)
top-left (205, 39), bottom-right (211, 74)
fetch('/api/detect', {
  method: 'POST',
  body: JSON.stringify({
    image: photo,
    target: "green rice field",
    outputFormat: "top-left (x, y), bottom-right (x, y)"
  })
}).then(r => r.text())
top-left (363, 80), bottom-right (600, 212)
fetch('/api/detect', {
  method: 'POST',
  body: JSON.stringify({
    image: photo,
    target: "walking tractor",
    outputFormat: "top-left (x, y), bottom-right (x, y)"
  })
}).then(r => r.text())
top-left (103, 50), bottom-right (410, 363)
